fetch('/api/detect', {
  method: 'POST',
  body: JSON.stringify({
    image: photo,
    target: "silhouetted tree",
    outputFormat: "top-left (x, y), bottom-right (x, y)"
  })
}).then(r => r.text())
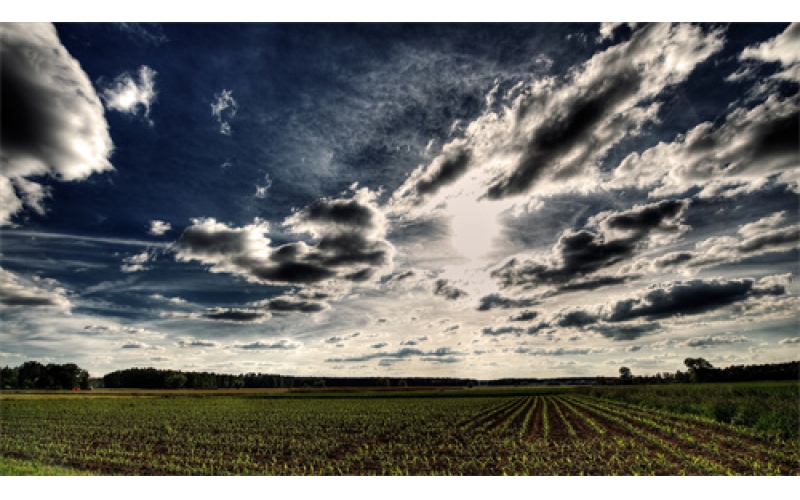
top-left (619, 366), bottom-right (633, 384)
top-left (684, 357), bottom-right (714, 382)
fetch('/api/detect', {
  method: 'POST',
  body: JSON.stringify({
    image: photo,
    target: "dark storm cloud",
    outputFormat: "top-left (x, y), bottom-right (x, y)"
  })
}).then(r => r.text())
top-left (589, 323), bottom-right (662, 341)
top-left (263, 297), bottom-right (327, 314)
top-left (386, 270), bottom-right (415, 283)
top-left (250, 261), bottom-right (337, 285)
top-left (325, 347), bottom-right (463, 363)
top-left (433, 279), bottom-right (468, 300)
top-left (174, 189), bottom-right (393, 290)
top-left (602, 199), bottom-right (687, 233)
top-left (0, 23), bottom-right (113, 225)
top-left (653, 212), bottom-right (799, 271)
top-left (557, 276), bottom-right (631, 292)
top-left (303, 197), bottom-right (377, 229)
top-left (487, 68), bottom-right (643, 199)
top-left (494, 200), bottom-right (689, 289)
top-left (604, 278), bottom-right (784, 323)
top-left (202, 308), bottom-right (269, 323)
top-left (509, 310), bottom-right (538, 322)
top-left (481, 326), bottom-right (525, 336)
top-left (413, 146), bottom-right (473, 198)
top-left (477, 293), bottom-right (537, 311)
top-left (0, 295), bottom-right (61, 307)
top-left (525, 276), bottom-right (788, 340)
top-left (554, 310), bottom-right (598, 328)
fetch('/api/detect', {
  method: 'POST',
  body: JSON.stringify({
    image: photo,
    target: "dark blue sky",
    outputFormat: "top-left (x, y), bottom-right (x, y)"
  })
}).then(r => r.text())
top-left (1, 22), bottom-right (798, 377)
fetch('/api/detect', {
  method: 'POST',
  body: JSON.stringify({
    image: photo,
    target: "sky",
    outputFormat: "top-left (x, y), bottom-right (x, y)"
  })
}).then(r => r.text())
top-left (1, 21), bottom-right (798, 379)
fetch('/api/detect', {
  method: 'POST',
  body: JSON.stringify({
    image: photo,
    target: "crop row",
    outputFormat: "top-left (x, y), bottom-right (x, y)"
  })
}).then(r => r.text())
top-left (1, 394), bottom-right (796, 475)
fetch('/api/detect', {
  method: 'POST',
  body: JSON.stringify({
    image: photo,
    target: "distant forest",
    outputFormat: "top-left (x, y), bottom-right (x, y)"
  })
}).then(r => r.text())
top-left (1, 359), bottom-right (798, 390)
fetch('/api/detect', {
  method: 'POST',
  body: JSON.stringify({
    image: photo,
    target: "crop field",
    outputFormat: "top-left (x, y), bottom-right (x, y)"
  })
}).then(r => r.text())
top-left (1, 386), bottom-right (798, 475)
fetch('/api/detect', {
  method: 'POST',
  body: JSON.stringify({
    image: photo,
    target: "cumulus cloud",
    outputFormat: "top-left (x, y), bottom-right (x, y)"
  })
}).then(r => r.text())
top-left (390, 23), bottom-right (724, 211)
top-left (654, 211), bottom-right (799, 272)
top-left (260, 297), bottom-right (328, 313)
top-left (493, 199), bottom-right (690, 290)
top-left (0, 266), bottom-right (71, 310)
top-left (477, 293), bottom-right (537, 311)
top-left (679, 335), bottom-right (749, 348)
top-left (148, 220), bottom-right (172, 236)
top-left (516, 276), bottom-right (787, 340)
top-left (589, 323), bottom-right (662, 341)
top-left (83, 324), bottom-right (163, 337)
top-left (177, 338), bottom-right (218, 348)
top-left (121, 341), bottom-right (150, 349)
top-left (100, 65), bottom-right (158, 125)
top-left (509, 310), bottom-right (538, 322)
top-left (0, 23), bottom-right (114, 226)
top-left (325, 346), bottom-right (463, 363)
top-left (174, 187), bottom-right (393, 291)
top-left (514, 346), bottom-right (597, 356)
top-left (602, 277), bottom-right (785, 323)
top-left (120, 250), bottom-right (152, 273)
top-left (202, 308), bottom-right (270, 323)
top-left (740, 23), bottom-right (800, 82)
top-left (481, 326), bottom-right (526, 336)
top-left (433, 279), bottom-right (468, 300)
top-left (211, 89), bottom-right (238, 135)
top-left (236, 339), bottom-right (301, 350)
top-left (611, 93), bottom-right (799, 197)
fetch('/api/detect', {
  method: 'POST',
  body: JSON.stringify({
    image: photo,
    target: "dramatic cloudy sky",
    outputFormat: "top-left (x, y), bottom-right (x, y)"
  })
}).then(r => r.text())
top-left (1, 22), bottom-right (798, 379)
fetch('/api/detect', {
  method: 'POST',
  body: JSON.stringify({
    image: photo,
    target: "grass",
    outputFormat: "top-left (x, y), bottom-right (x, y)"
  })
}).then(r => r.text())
top-left (0, 455), bottom-right (95, 476)
top-left (574, 380), bottom-right (800, 440)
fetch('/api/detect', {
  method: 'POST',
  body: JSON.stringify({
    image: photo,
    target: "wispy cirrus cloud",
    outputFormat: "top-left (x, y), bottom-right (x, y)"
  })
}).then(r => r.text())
top-left (211, 89), bottom-right (238, 135)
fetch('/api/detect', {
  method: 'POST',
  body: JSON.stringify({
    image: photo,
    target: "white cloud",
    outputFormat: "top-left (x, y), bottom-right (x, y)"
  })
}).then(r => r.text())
top-left (679, 335), bottom-right (749, 348)
top-left (174, 187), bottom-right (394, 293)
top-left (120, 250), bottom-right (152, 273)
top-left (255, 174), bottom-right (272, 198)
top-left (211, 89), bottom-right (238, 135)
top-left (0, 23), bottom-right (114, 226)
top-left (0, 266), bottom-right (71, 310)
top-left (779, 337), bottom-right (800, 345)
top-left (611, 93), bottom-right (800, 197)
top-left (651, 212), bottom-right (799, 273)
top-left (100, 66), bottom-right (158, 125)
top-left (148, 220), bottom-right (172, 236)
top-left (740, 22), bottom-right (800, 82)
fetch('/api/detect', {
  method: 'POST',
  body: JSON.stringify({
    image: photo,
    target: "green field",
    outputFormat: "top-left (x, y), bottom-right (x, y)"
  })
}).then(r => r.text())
top-left (1, 382), bottom-right (798, 475)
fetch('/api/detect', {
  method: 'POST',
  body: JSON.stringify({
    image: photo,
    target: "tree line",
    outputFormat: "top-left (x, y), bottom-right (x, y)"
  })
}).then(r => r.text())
top-left (1, 361), bottom-right (90, 390)
top-left (2, 359), bottom-right (797, 390)
top-left (610, 359), bottom-right (799, 385)
top-left (102, 368), bottom-right (475, 390)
